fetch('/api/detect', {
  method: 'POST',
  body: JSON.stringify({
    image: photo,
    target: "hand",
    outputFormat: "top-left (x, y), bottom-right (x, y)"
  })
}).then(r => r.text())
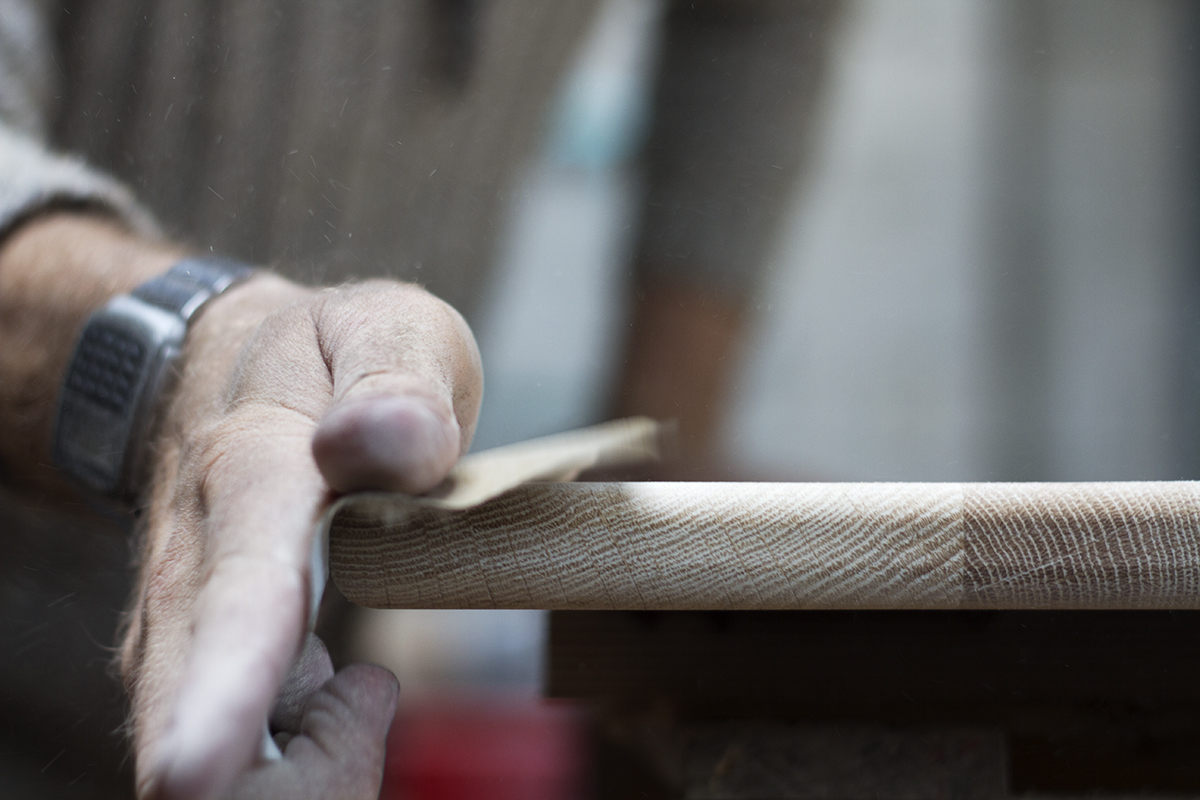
top-left (119, 275), bottom-right (483, 799)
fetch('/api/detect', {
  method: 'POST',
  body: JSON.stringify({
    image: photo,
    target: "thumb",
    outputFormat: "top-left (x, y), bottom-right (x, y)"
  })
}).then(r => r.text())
top-left (309, 282), bottom-right (482, 495)
top-left (312, 392), bottom-right (460, 495)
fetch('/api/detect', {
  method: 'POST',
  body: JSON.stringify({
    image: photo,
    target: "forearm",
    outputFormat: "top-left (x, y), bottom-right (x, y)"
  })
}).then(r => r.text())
top-left (0, 212), bottom-right (182, 488)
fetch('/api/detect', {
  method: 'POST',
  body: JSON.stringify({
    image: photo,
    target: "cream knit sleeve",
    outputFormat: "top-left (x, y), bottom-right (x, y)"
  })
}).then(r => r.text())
top-left (0, 0), bottom-right (158, 241)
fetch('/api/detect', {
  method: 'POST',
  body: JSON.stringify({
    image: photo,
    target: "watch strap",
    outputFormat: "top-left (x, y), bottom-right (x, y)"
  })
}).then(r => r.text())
top-left (131, 256), bottom-right (255, 321)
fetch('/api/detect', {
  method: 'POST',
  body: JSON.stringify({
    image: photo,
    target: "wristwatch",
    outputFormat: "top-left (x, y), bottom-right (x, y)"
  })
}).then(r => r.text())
top-left (52, 256), bottom-right (254, 501)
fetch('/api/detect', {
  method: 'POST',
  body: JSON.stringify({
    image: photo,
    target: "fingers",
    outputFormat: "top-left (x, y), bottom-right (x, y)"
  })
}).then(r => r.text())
top-left (152, 556), bottom-right (308, 799)
top-left (148, 412), bottom-right (329, 800)
top-left (269, 634), bottom-right (335, 736)
top-left (310, 282), bottom-right (483, 494)
top-left (290, 664), bottom-right (398, 779)
top-left (225, 666), bottom-right (399, 800)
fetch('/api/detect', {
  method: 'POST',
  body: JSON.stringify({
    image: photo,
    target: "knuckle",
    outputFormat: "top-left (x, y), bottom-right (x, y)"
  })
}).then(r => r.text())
top-left (301, 680), bottom-right (358, 733)
top-left (321, 278), bottom-right (471, 338)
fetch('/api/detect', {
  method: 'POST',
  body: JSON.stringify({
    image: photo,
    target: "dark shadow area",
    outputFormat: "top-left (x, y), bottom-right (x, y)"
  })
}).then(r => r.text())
top-left (550, 609), bottom-right (1200, 794)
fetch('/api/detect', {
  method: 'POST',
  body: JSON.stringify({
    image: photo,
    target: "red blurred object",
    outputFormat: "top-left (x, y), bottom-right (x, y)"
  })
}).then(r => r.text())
top-left (381, 697), bottom-right (589, 800)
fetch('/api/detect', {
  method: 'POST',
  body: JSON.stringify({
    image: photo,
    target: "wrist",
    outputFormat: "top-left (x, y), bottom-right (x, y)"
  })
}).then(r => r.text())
top-left (54, 256), bottom-right (272, 499)
top-left (0, 213), bottom-right (183, 490)
top-left (0, 211), bottom-right (183, 310)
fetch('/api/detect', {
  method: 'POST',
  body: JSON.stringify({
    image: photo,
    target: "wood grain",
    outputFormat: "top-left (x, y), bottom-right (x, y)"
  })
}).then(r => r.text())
top-left (328, 480), bottom-right (1200, 610)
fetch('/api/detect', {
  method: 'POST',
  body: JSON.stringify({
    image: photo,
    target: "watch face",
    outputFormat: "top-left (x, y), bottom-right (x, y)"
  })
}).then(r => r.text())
top-left (53, 298), bottom-right (186, 497)
top-left (66, 323), bottom-right (148, 418)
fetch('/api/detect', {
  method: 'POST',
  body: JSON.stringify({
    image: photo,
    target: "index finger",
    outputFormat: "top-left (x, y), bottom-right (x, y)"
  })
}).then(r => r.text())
top-left (147, 407), bottom-right (327, 799)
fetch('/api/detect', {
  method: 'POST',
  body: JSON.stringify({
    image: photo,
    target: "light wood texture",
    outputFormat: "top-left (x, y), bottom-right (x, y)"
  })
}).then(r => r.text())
top-left (328, 480), bottom-right (1200, 610)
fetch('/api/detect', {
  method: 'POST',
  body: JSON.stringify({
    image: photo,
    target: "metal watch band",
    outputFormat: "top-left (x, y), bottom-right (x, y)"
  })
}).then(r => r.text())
top-left (131, 256), bottom-right (255, 321)
top-left (53, 255), bottom-right (255, 501)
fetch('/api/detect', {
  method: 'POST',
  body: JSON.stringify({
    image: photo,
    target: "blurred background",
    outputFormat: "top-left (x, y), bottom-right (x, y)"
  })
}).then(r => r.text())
top-left (472, 0), bottom-right (1200, 482)
top-left (355, 0), bottom-right (1200, 795)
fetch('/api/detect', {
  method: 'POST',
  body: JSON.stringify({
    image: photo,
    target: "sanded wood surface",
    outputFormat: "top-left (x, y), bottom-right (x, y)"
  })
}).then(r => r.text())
top-left (328, 480), bottom-right (1200, 610)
